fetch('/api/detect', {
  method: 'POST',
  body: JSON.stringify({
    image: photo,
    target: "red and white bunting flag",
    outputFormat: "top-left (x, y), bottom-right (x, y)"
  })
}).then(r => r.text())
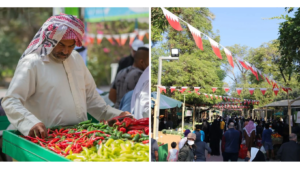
top-left (236, 88), bottom-right (243, 95)
top-left (273, 88), bottom-right (279, 96)
top-left (249, 88), bottom-right (255, 95)
top-left (88, 33), bottom-right (95, 44)
top-left (159, 86), bottom-right (166, 93)
top-left (246, 62), bottom-right (259, 81)
top-left (215, 95), bottom-right (218, 99)
top-left (212, 87), bottom-right (217, 93)
top-left (129, 32), bottom-right (137, 45)
top-left (204, 94), bottom-right (208, 98)
top-left (138, 30), bottom-right (147, 41)
top-left (247, 100), bottom-right (251, 105)
top-left (181, 87), bottom-right (188, 92)
top-left (260, 88), bottom-right (267, 95)
top-left (96, 34), bottom-right (103, 45)
top-left (208, 37), bottom-right (222, 59)
top-left (120, 34), bottom-right (128, 46)
top-left (170, 86), bottom-right (176, 93)
top-left (178, 89), bottom-right (183, 94)
top-left (264, 74), bottom-right (271, 85)
top-left (244, 99), bottom-right (246, 104)
top-left (224, 87), bottom-right (230, 93)
top-left (187, 24), bottom-right (203, 50)
top-left (282, 87), bottom-right (292, 93)
top-left (112, 34), bottom-right (121, 46)
top-left (104, 35), bottom-right (115, 45)
top-left (210, 94), bottom-right (213, 99)
top-left (231, 98), bottom-right (234, 102)
top-left (224, 48), bottom-right (234, 68)
top-left (223, 97), bottom-right (227, 101)
top-left (161, 7), bottom-right (183, 31)
top-left (257, 101), bottom-right (260, 105)
top-left (194, 87), bottom-right (200, 92)
top-left (145, 32), bottom-right (149, 39)
top-left (219, 96), bottom-right (222, 100)
top-left (237, 57), bottom-right (249, 70)
top-left (197, 92), bottom-right (200, 95)
top-left (257, 70), bottom-right (264, 81)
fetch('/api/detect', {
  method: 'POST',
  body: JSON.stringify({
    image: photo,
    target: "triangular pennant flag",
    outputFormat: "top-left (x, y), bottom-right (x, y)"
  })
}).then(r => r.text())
top-left (181, 87), bottom-right (188, 92)
top-left (208, 37), bottom-right (222, 59)
top-left (178, 89), bottom-right (183, 94)
top-left (224, 97), bottom-right (227, 101)
top-left (215, 95), bottom-right (218, 99)
top-left (194, 87), bottom-right (200, 93)
top-left (273, 88), bottom-right (279, 96)
top-left (265, 75), bottom-right (271, 85)
top-left (158, 86), bottom-right (166, 93)
top-left (105, 35), bottom-right (115, 45)
top-left (97, 34), bottom-right (103, 45)
top-left (112, 34), bottom-right (121, 46)
top-left (197, 92), bottom-right (200, 95)
top-left (120, 34), bottom-right (128, 46)
top-left (145, 32), bottom-right (149, 39)
top-left (170, 86), bottom-right (176, 93)
top-left (282, 87), bottom-right (292, 94)
top-left (187, 24), bottom-right (203, 50)
top-left (236, 88), bottom-right (243, 95)
top-left (212, 87), bottom-right (217, 93)
top-left (161, 7), bottom-right (183, 31)
top-left (249, 88), bottom-right (255, 95)
top-left (224, 48), bottom-right (234, 68)
top-left (88, 33), bottom-right (95, 44)
top-left (210, 94), bottom-right (213, 100)
top-left (224, 87), bottom-right (230, 93)
top-left (245, 62), bottom-right (259, 81)
top-left (138, 30), bottom-right (147, 41)
top-left (204, 94), bottom-right (208, 98)
top-left (260, 88), bottom-right (267, 95)
top-left (237, 57), bottom-right (249, 70)
top-left (129, 33), bottom-right (137, 45)
top-left (257, 70), bottom-right (264, 81)
top-left (219, 96), bottom-right (222, 100)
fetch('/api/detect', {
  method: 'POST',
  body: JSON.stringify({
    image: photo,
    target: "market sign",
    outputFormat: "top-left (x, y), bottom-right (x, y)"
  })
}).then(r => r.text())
top-left (185, 110), bottom-right (193, 117)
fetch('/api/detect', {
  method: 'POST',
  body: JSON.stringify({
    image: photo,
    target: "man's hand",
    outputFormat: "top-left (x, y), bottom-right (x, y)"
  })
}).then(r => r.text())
top-left (207, 154), bottom-right (211, 159)
top-left (119, 111), bottom-right (131, 116)
top-left (29, 122), bottom-right (47, 138)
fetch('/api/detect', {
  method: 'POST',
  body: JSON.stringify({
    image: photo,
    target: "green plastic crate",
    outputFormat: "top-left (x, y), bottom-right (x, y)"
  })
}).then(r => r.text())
top-left (2, 130), bottom-right (70, 161)
top-left (0, 116), bottom-right (10, 130)
top-left (158, 144), bottom-right (168, 161)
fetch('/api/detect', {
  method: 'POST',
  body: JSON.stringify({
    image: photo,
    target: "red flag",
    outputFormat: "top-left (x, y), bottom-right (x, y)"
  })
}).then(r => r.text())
top-left (215, 95), bottom-right (218, 99)
top-left (97, 34), bottom-right (103, 45)
top-left (265, 75), bottom-right (271, 85)
top-left (237, 57), bottom-right (249, 70)
top-left (273, 88), bottom-right (279, 96)
top-left (282, 87), bottom-right (292, 93)
top-left (129, 33), bottom-right (137, 45)
top-left (224, 48), bottom-right (234, 68)
top-left (208, 37), bottom-right (222, 59)
top-left (159, 86), bottom-right (166, 93)
top-left (170, 86), bottom-right (176, 93)
top-left (138, 30), bottom-right (147, 41)
top-left (247, 64), bottom-right (259, 81)
top-left (112, 34), bottom-right (121, 46)
top-left (219, 96), bottom-right (222, 100)
top-left (249, 88), bottom-right (255, 95)
top-left (88, 33), bottom-right (95, 44)
top-left (224, 97), bottom-right (227, 101)
top-left (205, 94), bottom-right (208, 98)
top-left (161, 7), bottom-right (183, 31)
top-left (181, 87), bottom-right (188, 92)
top-left (212, 87), bottom-right (217, 93)
top-left (260, 88), bottom-right (267, 95)
top-left (210, 94), bottom-right (213, 99)
top-left (120, 34), bottom-right (128, 46)
top-left (194, 87), bottom-right (200, 92)
top-left (236, 88), bottom-right (242, 95)
top-left (197, 92), bottom-right (200, 95)
top-left (105, 35), bottom-right (115, 45)
top-left (188, 24), bottom-right (203, 50)
top-left (178, 89), bottom-right (183, 94)
top-left (224, 87), bottom-right (230, 93)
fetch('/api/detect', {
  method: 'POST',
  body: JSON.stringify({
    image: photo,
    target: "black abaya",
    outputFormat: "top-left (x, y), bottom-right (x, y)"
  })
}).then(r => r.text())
top-left (209, 120), bottom-right (221, 156)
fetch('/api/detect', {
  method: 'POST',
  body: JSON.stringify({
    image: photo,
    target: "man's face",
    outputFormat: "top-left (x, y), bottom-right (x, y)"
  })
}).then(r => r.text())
top-left (51, 39), bottom-right (76, 61)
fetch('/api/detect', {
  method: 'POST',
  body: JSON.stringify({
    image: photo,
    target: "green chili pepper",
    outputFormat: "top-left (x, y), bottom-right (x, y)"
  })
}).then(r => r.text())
top-left (110, 135), bottom-right (118, 140)
top-left (101, 129), bottom-right (109, 133)
top-left (81, 123), bottom-right (92, 129)
top-left (100, 125), bottom-right (107, 129)
top-left (121, 133), bottom-right (132, 139)
top-left (141, 133), bottom-right (149, 139)
top-left (132, 134), bottom-right (140, 142)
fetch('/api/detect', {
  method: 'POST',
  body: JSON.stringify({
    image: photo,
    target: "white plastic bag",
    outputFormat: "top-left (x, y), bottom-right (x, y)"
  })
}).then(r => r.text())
top-left (241, 139), bottom-right (246, 145)
top-left (260, 145), bottom-right (266, 154)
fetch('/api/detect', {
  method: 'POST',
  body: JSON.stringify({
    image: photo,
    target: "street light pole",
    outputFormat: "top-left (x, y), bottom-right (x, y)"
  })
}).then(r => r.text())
top-left (154, 56), bottom-right (179, 140)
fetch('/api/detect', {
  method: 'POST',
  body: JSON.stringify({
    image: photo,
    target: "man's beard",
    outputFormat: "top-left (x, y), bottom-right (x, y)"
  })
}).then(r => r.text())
top-left (51, 52), bottom-right (70, 62)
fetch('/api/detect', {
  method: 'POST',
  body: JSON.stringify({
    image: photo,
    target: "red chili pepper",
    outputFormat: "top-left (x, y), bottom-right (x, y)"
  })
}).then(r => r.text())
top-left (47, 128), bottom-right (50, 135)
top-left (127, 125), bottom-right (148, 131)
top-left (59, 128), bottom-right (64, 133)
top-left (142, 140), bottom-right (149, 144)
top-left (127, 130), bottom-right (143, 135)
top-left (121, 117), bottom-right (133, 127)
top-left (136, 118), bottom-right (149, 125)
top-left (55, 129), bottom-right (59, 134)
top-left (144, 127), bottom-right (149, 135)
top-left (62, 129), bottom-right (69, 133)
top-left (98, 140), bottom-right (102, 145)
top-left (119, 127), bottom-right (126, 133)
top-left (36, 136), bottom-right (47, 144)
top-left (48, 138), bottom-right (60, 145)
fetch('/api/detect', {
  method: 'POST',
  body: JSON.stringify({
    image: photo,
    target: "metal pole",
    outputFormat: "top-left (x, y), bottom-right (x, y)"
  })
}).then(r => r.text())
top-left (288, 92), bottom-right (291, 135)
top-left (154, 57), bottom-right (179, 140)
top-left (182, 94), bottom-right (186, 133)
top-left (192, 105), bottom-right (195, 131)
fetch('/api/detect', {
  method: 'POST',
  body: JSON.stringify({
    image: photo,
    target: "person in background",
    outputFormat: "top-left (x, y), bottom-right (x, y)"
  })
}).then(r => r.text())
top-left (244, 120), bottom-right (256, 151)
top-left (115, 39), bottom-right (144, 76)
top-left (277, 133), bottom-right (300, 161)
top-left (209, 119), bottom-right (221, 156)
top-left (178, 133), bottom-right (197, 161)
top-left (151, 138), bottom-right (159, 162)
top-left (193, 125), bottom-right (205, 142)
top-left (202, 120), bottom-right (209, 143)
top-left (179, 129), bottom-right (191, 150)
top-left (221, 122), bottom-right (240, 161)
top-left (166, 117), bottom-right (173, 129)
top-left (245, 147), bottom-right (266, 162)
top-left (194, 131), bottom-right (211, 161)
top-left (262, 123), bottom-right (274, 161)
top-left (167, 142), bottom-right (179, 162)
top-left (109, 47), bottom-right (149, 109)
top-left (220, 117), bottom-right (225, 138)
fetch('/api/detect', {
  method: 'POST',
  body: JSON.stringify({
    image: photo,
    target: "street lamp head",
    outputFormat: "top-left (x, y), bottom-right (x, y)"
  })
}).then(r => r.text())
top-left (171, 48), bottom-right (179, 57)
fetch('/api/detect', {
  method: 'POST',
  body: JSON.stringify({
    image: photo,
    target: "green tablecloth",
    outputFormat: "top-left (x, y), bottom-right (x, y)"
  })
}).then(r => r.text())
top-left (0, 116), bottom-right (10, 130)
top-left (158, 144), bottom-right (168, 161)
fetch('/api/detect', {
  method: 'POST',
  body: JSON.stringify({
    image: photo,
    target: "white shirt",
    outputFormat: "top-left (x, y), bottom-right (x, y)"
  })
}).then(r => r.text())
top-left (1, 51), bottom-right (122, 136)
top-left (179, 137), bottom-right (187, 150)
top-left (131, 66), bottom-right (149, 119)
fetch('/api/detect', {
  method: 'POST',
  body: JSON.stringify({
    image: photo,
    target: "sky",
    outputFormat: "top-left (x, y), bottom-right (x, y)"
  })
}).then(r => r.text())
top-left (208, 7), bottom-right (295, 85)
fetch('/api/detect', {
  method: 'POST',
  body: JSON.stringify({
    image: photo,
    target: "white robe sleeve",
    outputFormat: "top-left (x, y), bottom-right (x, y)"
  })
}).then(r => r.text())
top-left (1, 56), bottom-right (41, 136)
top-left (83, 65), bottom-right (122, 121)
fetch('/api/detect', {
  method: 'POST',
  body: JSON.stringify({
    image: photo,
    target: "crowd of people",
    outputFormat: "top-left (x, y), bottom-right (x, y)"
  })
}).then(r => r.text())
top-left (151, 114), bottom-right (300, 162)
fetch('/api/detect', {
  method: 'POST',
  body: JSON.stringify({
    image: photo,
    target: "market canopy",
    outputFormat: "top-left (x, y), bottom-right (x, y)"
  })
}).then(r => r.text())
top-left (264, 99), bottom-right (300, 107)
top-left (151, 92), bottom-right (182, 109)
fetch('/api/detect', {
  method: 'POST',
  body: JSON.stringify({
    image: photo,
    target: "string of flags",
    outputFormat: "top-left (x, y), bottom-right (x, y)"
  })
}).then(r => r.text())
top-left (160, 7), bottom-right (292, 92)
top-left (84, 29), bottom-right (149, 46)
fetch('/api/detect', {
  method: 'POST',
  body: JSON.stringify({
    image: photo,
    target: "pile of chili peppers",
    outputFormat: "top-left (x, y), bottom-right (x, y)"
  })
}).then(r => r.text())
top-left (21, 117), bottom-right (149, 161)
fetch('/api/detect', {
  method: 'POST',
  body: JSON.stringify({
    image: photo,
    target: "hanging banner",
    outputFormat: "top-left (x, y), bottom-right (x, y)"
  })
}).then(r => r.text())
top-left (273, 88), bottom-right (279, 96)
top-left (224, 48), bottom-right (234, 68)
top-left (181, 87), bottom-right (188, 92)
top-left (161, 7), bottom-right (183, 31)
top-left (188, 24), bottom-right (203, 50)
top-left (97, 34), bottom-right (103, 45)
top-left (265, 75), bottom-right (271, 85)
top-left (88, 33), bottom-right (95, 44)
top-left (104, 35), bottom-right (115, 45)
top-left (129, 32), bottom-right (137, 45)
top-left (260, 88), bottom-right (267, 95)
top-left (208, 37), bottom-right (222, 59)
top-left (224, 87), bottom-right (230, 93)
top-left (249, 88), bottom-right (255, 95)
top-left (120, 33), bottom-right (128, 46)
top-left (237, 57), bottom-right (249, 70)
top-left (170, 86), bottom-right (176, 93)
top-left (194, 87), bottom-right (200, 93)
top-left (212, 87), bottom-right (217, 93)
top-left (204, 94), bottom-right (208, 98)
top-left (112, 34), bottom-right (121, 46)
top-left (210, 94), bottom-right (213, 100)
top-left (236, 88), bottom-right (242, 95)
top-left (138, 30), bottom-right (147, 41)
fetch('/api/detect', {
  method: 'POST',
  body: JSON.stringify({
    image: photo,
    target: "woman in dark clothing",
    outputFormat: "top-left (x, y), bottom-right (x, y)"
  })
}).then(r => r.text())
top-left (209, 119), bottom-right (221, 156)
top-left (194, 131), bottom-right (211, 161)
top-left (202, 120), bottom-right (209, 143)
